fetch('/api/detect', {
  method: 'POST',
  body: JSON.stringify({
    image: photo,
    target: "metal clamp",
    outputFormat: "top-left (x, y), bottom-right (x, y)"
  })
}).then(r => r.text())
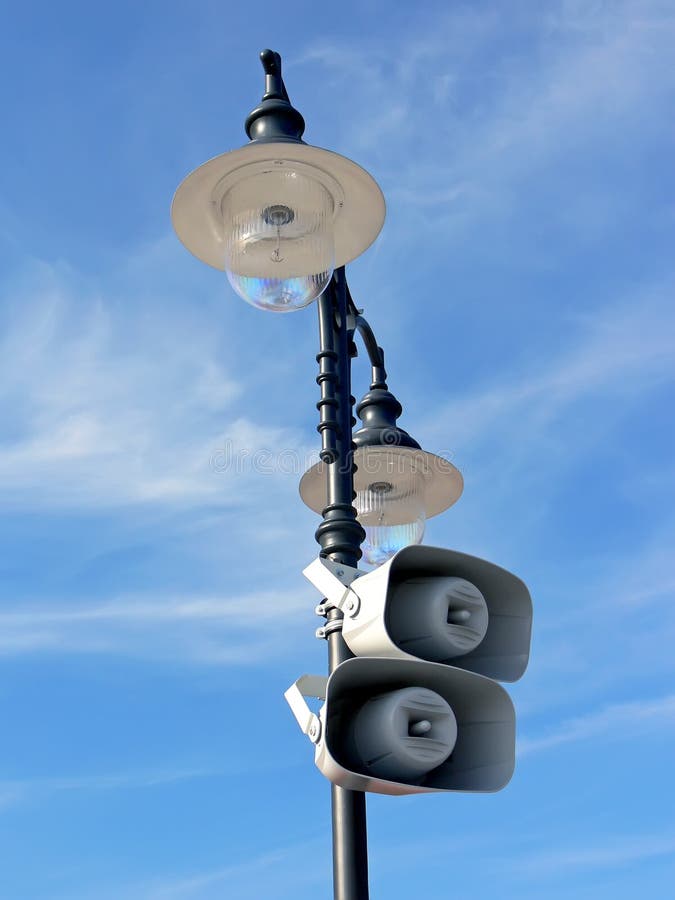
top-left (284, 675), bottom-right (327, 745)
top-left (315, 619), bottom-right (346, 640)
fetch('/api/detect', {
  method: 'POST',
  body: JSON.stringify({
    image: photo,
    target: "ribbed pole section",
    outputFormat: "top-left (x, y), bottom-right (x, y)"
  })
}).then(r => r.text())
top-left (315, 268), bottom-right (369, 900)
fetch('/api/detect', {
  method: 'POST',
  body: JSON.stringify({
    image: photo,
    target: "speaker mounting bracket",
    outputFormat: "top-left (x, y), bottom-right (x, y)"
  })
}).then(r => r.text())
top-left (284, 674), bottom-right (328, 745)
top-left (304, 556), bottom-right (363, 619)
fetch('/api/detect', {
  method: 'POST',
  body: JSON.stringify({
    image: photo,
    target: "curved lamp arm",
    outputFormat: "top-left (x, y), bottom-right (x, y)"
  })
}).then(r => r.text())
top-left (345, 286), bottom-right (388, 390)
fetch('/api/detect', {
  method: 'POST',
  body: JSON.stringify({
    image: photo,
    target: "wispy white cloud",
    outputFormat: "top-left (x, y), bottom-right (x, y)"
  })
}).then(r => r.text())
top-left (147, 842), bottom-right (324, 899)
top-left (295, 0), bottom-right (675, 239)
top-left (0, 260), bottom-right (311, 512)
top-left (0, 784), bottom-right (24, 812)
top-left (0, 767), bottom-right (217, 812)
top-left (425, 284), bottom-right (675, 455)
top-left (512, 831), bottom-right (675, 875)
top-left (511, 536), bottom-right (675, 719)
top-left (94, 837), bottom-right (329, 900)
top-left (414, 278), bottom-right (675, 585)
top-left (518, 693), bottom-right (675, 756)
top-left (0, 592), bottom-right (304, 627)
top-left (0, 589), bottom-right (313, 664)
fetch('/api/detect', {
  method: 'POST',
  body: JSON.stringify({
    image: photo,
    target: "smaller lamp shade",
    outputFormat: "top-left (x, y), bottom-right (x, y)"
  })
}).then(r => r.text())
top-left (299, 446), bottom-right (463, 568)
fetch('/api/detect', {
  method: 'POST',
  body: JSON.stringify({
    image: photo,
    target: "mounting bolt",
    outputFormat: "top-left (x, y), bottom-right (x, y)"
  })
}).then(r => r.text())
top-left (345, 594), bottom-right (360, 617)
top-left (308, 717), bottom-right (321, 744)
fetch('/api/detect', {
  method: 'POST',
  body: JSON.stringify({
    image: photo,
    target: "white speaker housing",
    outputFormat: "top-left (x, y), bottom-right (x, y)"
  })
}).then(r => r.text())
top-left (286, 657), bottom-right (516, 796)
top-left (305, 545), bottom-right (532, 682)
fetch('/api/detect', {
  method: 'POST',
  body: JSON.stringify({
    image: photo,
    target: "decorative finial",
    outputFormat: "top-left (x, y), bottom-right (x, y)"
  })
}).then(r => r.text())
top-left (259, 49), bottom-right (290, 102)
top-left (244, 49), bottom-right (306, 144)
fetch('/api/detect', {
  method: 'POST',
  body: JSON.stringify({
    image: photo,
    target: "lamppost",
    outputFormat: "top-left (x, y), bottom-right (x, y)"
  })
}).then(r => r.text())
top-left (172, 49), bottom-right (531, 900)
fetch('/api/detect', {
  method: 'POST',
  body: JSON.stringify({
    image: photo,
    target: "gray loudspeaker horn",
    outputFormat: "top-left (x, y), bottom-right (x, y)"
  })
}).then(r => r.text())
top-left (285, 657), bottom-right (516, 796)
top-left (304, 545), bottom-right (532, 682)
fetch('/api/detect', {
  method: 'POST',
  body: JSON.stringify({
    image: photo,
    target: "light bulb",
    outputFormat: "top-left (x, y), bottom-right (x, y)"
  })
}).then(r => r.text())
top-left (355, 465), bottom-right (426, 568)
top-left (221, 164), bottom-right (335, 312)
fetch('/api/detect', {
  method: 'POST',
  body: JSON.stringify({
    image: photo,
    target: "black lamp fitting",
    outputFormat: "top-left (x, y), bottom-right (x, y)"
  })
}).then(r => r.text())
top-left (352, 388), bottom-right (421, 450)
top-left (244, 49), bottom-right (306, 144)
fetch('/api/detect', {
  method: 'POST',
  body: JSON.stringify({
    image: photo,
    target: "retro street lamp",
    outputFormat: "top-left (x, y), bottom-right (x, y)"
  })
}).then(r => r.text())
top-left (172, 48), bottom-right (385, 312)
top-left (172, 50), bottom-right (531, 900)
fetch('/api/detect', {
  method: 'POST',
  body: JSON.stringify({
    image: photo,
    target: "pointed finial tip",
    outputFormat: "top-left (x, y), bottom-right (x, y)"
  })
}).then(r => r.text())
top-left (260, 49), bottom-right (281, 74)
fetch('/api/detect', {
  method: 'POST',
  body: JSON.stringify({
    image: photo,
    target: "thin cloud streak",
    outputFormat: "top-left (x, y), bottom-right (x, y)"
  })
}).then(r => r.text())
top-left (107, 838), bottom-right (329, 900)
top-left (518, 694), bottom-right (675, 757)
top-left (0, 592), bottom-right (308, 627)
top-left (512, 832), bottom-right (675, 875)
top-left (296, 1), bottom-right (675, 234)
top-left (0, 590), bottom-right (313, 664)
top-left (0, 768), bottom-right (219, 812)
top-left (0, 265), bottom-right (307, 511)
top-left (504, 517), bottom-right (675, 718)
top-left (426, 286), bottom-right (675, 451)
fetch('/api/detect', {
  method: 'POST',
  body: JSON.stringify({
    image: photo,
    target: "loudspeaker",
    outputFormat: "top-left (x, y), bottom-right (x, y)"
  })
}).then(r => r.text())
top-left (311, 657), bottom-right (516, 795)
top-left (332, 546), bottom-right (532, 682)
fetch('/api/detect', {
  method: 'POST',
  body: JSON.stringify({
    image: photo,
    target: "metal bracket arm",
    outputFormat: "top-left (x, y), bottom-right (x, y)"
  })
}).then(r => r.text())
top-left (303, 557), bottom-right (363, 618)
top-left (345, 285), bottom-right (387, 389)
top-left (284, 675), bottom-right (328, 745)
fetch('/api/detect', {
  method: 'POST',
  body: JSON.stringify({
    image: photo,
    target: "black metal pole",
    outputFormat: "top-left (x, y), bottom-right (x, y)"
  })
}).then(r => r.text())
top-left (315, 267), bottom-right (370, 900)
top-left (329, 636), bottom-right (369, 900)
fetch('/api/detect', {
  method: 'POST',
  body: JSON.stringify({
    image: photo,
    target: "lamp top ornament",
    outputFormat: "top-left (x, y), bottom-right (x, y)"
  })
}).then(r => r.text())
top-left (171, 49), bottom-right (386, 273)
top-left (244, 49), bottom-right (306, 144)
top-left (352, 387), bottom-right (421, 452)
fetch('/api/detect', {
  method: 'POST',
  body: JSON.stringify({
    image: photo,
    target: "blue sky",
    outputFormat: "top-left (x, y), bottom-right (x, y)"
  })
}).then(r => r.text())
top-left (1, 0), bottom-right (674, 897)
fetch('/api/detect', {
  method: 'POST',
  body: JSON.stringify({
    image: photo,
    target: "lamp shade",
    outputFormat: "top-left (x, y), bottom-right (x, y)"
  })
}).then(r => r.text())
top-left (171, 142), bottom-right (385, 310)
top-left (300, 384), bottom-right (463, 565)
top-left (299, 445), bottom-right (463, 567)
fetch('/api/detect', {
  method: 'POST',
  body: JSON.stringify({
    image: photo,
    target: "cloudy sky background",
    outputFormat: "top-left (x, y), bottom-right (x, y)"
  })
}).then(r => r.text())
top-left (1, 1), bottom-right (674, 897)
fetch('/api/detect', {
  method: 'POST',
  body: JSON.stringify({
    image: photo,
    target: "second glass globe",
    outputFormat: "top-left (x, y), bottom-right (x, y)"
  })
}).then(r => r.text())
top-left (354, 452), bottom-right (427, 568)
top-left (221, 164), bottom-right (335, 312)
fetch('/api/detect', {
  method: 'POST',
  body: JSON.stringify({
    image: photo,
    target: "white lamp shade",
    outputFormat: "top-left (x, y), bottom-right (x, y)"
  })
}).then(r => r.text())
top-left (300, 446), bottom-right (463, 565)
top-left (299, 446), bottom-right (463, 523)
top-left (171, 142), bottom-right (386, 272)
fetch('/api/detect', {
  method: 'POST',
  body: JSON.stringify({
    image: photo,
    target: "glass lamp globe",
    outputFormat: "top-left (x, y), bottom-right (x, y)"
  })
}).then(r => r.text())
top-left (353, 448), bottom-right (427, 568)
top-left (222, 164), bottom-right (335, 311)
